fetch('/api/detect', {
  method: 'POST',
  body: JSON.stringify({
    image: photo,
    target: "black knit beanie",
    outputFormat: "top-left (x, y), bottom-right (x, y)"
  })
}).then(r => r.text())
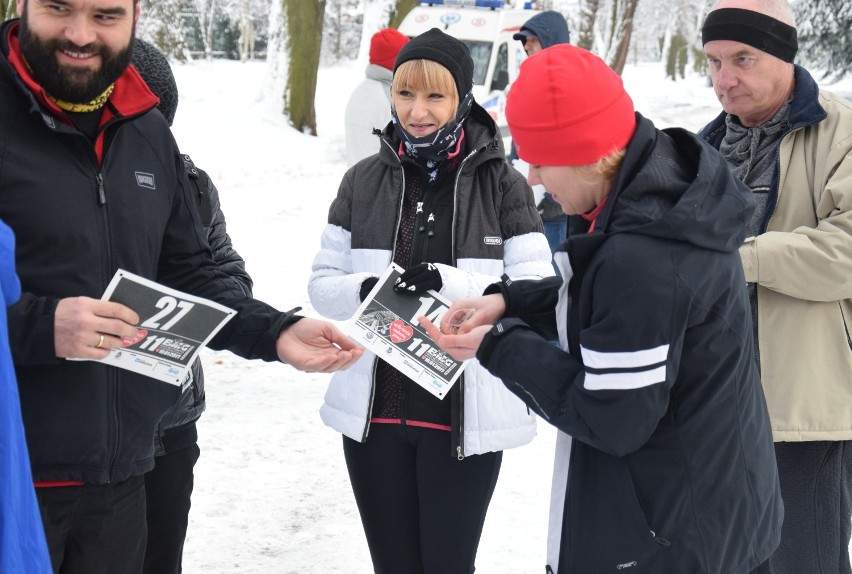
top-left (131, 38), bottom-right (179, 126)
top-left (393, 28), bottom-right (474, 97)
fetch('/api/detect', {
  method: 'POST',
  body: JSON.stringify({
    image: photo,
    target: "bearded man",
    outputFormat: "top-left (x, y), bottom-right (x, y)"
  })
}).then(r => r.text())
top-left (0, 1), bottom-right (363, 572)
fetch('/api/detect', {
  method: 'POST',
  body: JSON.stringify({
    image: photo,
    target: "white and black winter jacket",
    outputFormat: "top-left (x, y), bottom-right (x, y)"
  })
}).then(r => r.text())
top-left (309, 104), bottom-right (553, 456)
top-left (476, 115), bottom-right (783, 573)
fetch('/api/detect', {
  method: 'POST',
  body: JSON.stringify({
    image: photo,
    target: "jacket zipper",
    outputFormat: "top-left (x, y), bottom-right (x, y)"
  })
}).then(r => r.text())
top-left (95, 165), bottom-right (120, 481)
top-left (360, 139), bottom-right (408, 441)
top-left (451, 148), bottom-right (478, 460)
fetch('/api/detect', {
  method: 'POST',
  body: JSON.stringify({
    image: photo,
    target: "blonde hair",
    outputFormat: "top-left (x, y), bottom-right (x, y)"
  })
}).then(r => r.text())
top-left (392, 60), bottom-right (459, 112)
top-left (593, 148), bottom-right (626, 180)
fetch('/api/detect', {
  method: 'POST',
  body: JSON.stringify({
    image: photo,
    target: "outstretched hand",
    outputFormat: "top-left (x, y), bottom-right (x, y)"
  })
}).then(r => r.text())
top-left (418, 316), bottom-right (491, 362)
top-left (276, 318), bottom-right (364, 373)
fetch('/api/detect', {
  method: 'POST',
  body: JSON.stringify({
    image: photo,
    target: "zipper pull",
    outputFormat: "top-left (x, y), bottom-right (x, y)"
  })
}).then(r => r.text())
top-left (456, 445), bottom-right (464, 461)
top-left (416, 202), bottom-right (426, 233)
top-left (427, 213), bottom-right (435, 237)
top-left (96, 173), bottom-right (106, 205)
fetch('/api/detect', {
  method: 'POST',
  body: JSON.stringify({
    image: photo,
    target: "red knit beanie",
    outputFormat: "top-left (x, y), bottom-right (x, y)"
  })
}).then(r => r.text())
top-left (369, 28), bottom-right (409, 71)
top-left (506, 44), bottom-right (636, 166)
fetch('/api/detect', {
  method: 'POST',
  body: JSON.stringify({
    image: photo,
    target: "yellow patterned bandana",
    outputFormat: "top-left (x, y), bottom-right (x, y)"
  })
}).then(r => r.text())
top-left (49, 84), bottom-right (115, 113)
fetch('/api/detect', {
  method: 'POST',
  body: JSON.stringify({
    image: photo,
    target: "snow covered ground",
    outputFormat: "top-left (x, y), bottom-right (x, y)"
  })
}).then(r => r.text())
top-left (168, 58), bottom-right (852, 573)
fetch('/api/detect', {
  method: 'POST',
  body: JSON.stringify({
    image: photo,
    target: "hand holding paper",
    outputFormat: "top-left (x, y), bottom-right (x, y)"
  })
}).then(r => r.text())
top-left (55, 296), bottom-right (140, 359)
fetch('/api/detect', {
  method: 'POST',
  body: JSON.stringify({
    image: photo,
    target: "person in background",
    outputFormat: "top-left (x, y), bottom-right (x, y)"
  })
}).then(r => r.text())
top-left (344, 27), bottom-right (409, 167)
top-left (0, 1), bottom-right (362, 571)
top-left (700, 0), bottom-right (852, 572)
top-left (422, 43), bottom-right (783, 574)
top-left (131, 38), bottom-right (253, 574)
top-left (512, 9), bottom-right (570, 253)
top-left (0, 217), bottom-right (51, 574)
top-left (309, 28), bottom-right (553, 574)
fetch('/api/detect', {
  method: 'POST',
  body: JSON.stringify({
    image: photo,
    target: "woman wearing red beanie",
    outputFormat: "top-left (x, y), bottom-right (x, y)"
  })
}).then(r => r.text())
top-left (309, 28), bottom-right (553, 574)
top-left (421, 44), bottom-right (783, 573)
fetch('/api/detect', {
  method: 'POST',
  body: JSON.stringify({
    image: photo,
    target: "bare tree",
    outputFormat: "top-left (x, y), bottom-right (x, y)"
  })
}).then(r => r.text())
top-left (576, 0), bottom-right (600, 51)
top-left (608, 0), bottom-right (639, 75)
top-left (137, 0), bottom-right (191, 61)
top-left (238, 0), bottom-right (255, 61)
top-left (388, 0), bottom-right (417, 29)
top-left (285, 0), bottom-right (326, 135)
top-left (0, 0), bottom-right (16, 22)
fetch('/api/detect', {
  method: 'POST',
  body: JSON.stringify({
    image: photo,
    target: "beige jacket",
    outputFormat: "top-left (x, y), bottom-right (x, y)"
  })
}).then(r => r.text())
top-left (705, 68), bottom-right (852, 441)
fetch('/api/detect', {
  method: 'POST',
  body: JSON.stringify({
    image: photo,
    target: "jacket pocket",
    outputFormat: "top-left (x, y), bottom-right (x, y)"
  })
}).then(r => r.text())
top-left (566, 452), bottom-right (664, 573)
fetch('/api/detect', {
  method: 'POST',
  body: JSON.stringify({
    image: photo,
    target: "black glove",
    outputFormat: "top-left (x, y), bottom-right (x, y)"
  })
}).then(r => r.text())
top-left (393, 263), bottom-right (442, 295)
top-left (359, 277), bottom-right (379, 302)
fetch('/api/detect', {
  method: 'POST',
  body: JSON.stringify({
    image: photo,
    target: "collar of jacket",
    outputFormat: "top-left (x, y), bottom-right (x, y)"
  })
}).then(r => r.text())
top-left (377, 102), bottom-right (504, 167)
top-left (700, 65), bottom-right (827, 147)
top-left (365, 62), bottom-right (393, 84)
top-left (1, 19), bottom-right (158, 125)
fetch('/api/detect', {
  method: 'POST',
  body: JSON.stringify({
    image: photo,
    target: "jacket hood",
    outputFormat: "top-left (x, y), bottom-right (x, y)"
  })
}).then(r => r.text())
top-left (600, 114), bottom-right (754, 253)
top-left (519, 11), bottom-right (570, 48)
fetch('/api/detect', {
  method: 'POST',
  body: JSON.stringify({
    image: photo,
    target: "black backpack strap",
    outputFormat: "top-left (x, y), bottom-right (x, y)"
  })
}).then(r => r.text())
top-left (182, 153), bottom-right (214, 226)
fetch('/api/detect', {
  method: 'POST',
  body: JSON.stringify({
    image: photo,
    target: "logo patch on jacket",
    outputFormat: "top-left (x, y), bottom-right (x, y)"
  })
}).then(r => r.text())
top-left (135, 172), bottom-right (156, 189)
top-left (483, 236), bottom-right (502, 246)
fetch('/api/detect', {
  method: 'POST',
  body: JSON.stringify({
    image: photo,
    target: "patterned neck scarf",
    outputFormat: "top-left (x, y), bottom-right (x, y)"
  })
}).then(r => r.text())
top-left (48, 84), bottom-right (115, 113)
top-left (391, 90), bottom-right (474, 183)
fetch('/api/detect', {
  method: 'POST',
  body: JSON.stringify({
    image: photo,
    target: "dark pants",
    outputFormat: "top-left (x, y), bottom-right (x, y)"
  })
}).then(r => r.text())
top-left (542, 216), bottom-right (567, 254)
top-left (143, 443), bottom-right (200, 574)
top-left (343, 424), bottom-right (502, 574)
top-left (766, 441), bottom-right (852, 574)
top-left (36, 475), bottom-right (147, 574)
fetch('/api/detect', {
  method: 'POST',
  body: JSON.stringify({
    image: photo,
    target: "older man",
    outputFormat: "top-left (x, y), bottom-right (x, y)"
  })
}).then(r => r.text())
top-left (700, 1), bottom-right (852, 572)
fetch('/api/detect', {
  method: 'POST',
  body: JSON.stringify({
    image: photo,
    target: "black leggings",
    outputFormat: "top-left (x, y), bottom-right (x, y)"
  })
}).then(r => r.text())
top-left (343, 424), bottom-right (502, 574)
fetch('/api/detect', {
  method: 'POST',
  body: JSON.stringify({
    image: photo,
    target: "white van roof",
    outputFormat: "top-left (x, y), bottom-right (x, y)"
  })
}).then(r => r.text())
top-left (399, 0), bottom-right (534, 43)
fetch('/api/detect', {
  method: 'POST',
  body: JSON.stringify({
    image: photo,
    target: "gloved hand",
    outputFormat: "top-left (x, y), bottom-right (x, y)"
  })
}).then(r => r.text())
top-left (393, 263), bottom-right (442, 295)
top-left (359, 277), bottom-right (379, 302)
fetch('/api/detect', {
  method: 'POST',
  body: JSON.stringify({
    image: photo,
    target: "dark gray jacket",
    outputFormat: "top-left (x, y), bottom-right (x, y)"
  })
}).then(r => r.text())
top-left (153, 156), bottom-right (253, 456)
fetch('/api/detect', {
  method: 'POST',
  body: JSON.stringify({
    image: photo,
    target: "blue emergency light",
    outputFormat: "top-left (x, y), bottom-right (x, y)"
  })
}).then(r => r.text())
top-left (420, 0), bottom-right (507, 9)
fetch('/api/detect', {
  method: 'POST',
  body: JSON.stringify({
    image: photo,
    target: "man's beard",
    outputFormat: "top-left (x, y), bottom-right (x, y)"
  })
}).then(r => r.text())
top-left (19, 16), bottom-right (134, 103)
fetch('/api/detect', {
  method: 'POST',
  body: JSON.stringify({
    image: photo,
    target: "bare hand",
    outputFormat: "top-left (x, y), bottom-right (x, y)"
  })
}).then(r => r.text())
top-left (55, 297), bottom-right (140, 359)
top-left (276, 318), bottom-right (364, 373)
top-left (418, 316), bottom-right (491, 362)
top-left (439, 293), bottom-right (506, 335)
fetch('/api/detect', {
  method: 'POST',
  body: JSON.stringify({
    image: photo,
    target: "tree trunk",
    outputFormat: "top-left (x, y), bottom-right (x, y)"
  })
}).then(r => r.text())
top-left (609, 0), bottom-right (639, 75)
top-left (286, 0), bottom-right (326, 135)
top-left (577, 0), bottom-right (600, 52)
top-left (388, 0), bottom-right (417, 29)
top-left (0, 0), bottom-right (16, 21)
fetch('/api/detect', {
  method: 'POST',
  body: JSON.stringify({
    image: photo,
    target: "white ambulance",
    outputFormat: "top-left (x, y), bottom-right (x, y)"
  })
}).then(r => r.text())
top-left (398, 0), bottom-right (536, 152)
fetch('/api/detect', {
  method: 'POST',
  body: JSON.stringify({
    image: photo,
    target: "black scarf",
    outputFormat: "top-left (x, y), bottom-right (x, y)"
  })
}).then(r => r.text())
top-left (391, 91), bottom-right (474, 183)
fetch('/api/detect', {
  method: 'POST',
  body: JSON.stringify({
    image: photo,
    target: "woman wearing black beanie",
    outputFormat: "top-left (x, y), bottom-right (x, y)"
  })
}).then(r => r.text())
top-left (309, 28), bottom-right (553, 574)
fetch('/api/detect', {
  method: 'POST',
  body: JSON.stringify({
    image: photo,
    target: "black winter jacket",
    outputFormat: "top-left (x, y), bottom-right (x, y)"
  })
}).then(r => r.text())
top-left (0, 20), bottom-right (295, 484)
top-left (153, 156), bottom-right (254, 456)
top-left (477, 115), bottom-right (783, 573)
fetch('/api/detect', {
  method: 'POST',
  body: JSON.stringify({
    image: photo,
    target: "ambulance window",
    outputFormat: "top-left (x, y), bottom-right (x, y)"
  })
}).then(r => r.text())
top-left (462, 41), bottom-right (492, 86)
top-left (490, 43), bottom-right (509, 91)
